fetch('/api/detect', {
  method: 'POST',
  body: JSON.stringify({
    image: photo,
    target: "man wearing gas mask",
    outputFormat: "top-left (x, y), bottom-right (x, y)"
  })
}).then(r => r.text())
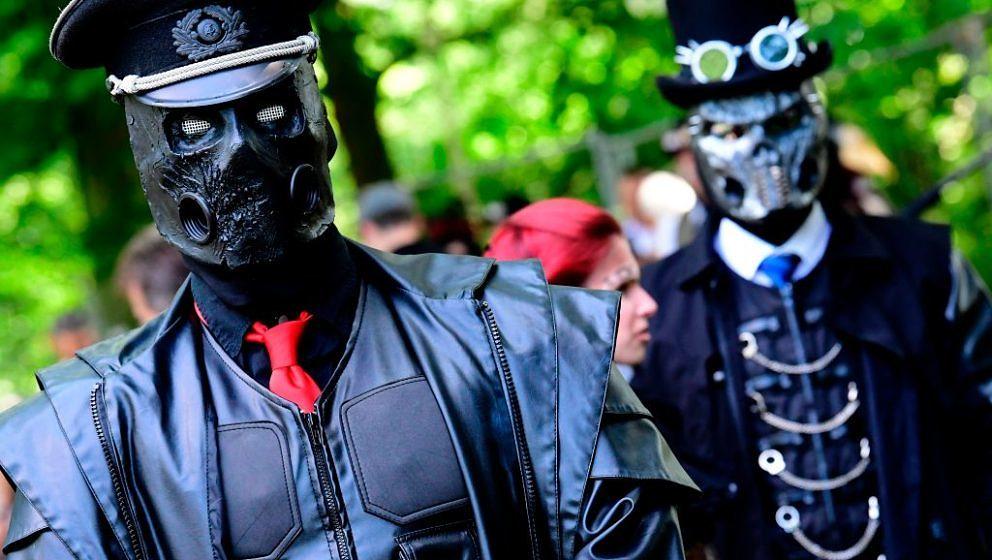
top-left (632, 0), bottom-right (992, 558)
top-left (0, 1), bottom-right (696, 558)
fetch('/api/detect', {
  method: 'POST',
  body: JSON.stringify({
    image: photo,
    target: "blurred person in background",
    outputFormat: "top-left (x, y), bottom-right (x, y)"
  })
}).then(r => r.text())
top-left (663, 121), bottom-right (711, 228)
top-left (49, 311), bottom-right (99, 361)
top-left (820, 124), bottom-right (894, 217)
top-left (486, 198), bottom-right (659, 381)
top-left (618, 170), bottom-right (661, 261)
top-left (662, 121), bottom-right (706, 197)
top-left (358, 182), bottom-right (441, 254)
top-left (427, 199), bottom-right (481, 256)
top-left (635, 0), bottom-right (992, 558)
top-left (115, 224), bottom-right (190, 324)
top-left (619, 170), bottom-right (703, 264)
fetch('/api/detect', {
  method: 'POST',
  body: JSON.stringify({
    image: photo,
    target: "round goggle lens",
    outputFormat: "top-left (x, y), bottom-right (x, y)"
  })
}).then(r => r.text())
top-left (759, 34), bottom-right (791, 64)
top-left (699, 49), bottom-right (731, 81)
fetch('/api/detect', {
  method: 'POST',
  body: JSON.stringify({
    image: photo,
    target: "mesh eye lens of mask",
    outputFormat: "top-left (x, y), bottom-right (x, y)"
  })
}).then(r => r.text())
top-left (180, 118), bottom-right (212, 137)
top-left (256, 104), bottom-right (287, 124)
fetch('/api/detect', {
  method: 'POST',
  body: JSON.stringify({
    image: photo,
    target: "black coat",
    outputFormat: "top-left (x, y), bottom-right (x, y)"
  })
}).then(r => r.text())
top-left (0, 243), bottom-right (696, 559)
top-left (633, 213), bottom-right (992, 559)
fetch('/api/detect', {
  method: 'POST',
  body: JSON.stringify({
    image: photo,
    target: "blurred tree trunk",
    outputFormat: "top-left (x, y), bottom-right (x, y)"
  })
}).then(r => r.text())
top-left (314, 1), bottom-right (394, 187)
top-left (68, 94), bottom-right (150, 327)
top-left (954, 14), bottom-right (992, 204)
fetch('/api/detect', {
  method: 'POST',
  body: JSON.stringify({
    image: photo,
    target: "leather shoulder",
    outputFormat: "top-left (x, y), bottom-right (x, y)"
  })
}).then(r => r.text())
top-left (74, 312), bottom-right (171, 376)
top-left (0, 391), bottom-right (68, 474)
top-left (548, 285), bottom-right (620, 557)
top-left (477, 268), bottom-right (622, 557)
top-left (0, 375), bottom-right (81, 481)
top-left (479, 257), bottom-right (547, 302)
top-left (2, 490), bottom-right (74, 558)
top-left (350, 241), bottom-right (495, 300)
top-left (0, 361), bottom-right (112, 559)
top-left (475, 259), bottom-right (562, 554)
top-left (852, 216), bottom-right (956, 320)
top-left (858, 215), bottom-right (951, 275)
top-left (590, 368), bottom-right (698, 493)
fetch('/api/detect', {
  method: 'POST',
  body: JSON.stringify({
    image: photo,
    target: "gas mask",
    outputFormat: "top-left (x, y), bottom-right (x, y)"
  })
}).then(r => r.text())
top-left (123, 61), bottom-right (336, 270)
top-left (688, 81), bottom-right (828, 223)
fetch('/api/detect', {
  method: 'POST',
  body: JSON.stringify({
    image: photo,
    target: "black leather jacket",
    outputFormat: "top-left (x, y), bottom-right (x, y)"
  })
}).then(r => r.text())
top-left (0, 243), bottom-right (696, 559)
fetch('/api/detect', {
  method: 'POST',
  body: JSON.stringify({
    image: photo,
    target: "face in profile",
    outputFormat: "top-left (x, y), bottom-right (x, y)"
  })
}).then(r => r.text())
top-left (582, 234), bottom-right (659, 366)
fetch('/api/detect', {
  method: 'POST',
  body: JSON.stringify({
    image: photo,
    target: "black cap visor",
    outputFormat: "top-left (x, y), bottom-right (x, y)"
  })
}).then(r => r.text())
top-left (135, 57), bottom-right (303, 108)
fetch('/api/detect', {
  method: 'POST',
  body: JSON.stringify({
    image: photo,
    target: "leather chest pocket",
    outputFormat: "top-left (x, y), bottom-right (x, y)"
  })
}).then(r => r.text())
top-left (396, 520), bottom-right (480, 560)
top-left (217, 422), bottom-right (301, 560)
top-left (342, 377), bottom-right (469, 525)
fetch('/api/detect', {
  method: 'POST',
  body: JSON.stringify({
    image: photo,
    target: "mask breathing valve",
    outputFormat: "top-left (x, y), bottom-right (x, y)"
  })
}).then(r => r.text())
top-left (290, 164), bottom-right (321, 213)
top-left (178, 192), bottom-right (214, 244)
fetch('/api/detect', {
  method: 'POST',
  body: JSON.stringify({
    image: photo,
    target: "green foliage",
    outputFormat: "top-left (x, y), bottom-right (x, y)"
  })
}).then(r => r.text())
top-left (0, 0), bottom-right (990, 402)
top-left (355, 0), bottom-right (681, 206)
top-left (343, 0), bottom-right (992, 274)
top-left (0, 156), bottom-right (93, 399)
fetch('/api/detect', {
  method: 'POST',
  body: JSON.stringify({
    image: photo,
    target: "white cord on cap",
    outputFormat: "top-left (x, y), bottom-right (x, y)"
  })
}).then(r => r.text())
top-left (106, 33), bottom-right (320, 99)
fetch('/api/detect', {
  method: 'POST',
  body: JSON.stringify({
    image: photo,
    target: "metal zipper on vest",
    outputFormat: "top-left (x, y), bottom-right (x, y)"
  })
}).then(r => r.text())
top-left (89, 382), bottom-right (148, 560)
top-left (480, 301), bottom-right (543, 560)
top-left (303, 411), bottom-right (352, 560)
top-left (778, 284), bottom-right (837, 523)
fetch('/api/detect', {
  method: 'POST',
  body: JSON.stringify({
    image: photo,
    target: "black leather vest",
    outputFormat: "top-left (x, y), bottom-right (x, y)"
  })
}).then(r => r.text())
top-left (0, 243), bottom-right (696, 560)
top-left (728, 268), bottom-right (882, 559)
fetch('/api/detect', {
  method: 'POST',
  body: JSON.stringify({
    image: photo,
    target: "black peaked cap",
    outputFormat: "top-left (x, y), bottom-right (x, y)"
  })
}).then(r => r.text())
top-left (657, 0), bottom-right (832, 108)
top-left (51, 0), bottom-right (322, 78)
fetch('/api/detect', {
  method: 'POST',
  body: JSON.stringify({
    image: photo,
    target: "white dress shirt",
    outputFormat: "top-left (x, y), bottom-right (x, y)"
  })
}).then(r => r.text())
top-left (714, 202), bottom-right (832, 288)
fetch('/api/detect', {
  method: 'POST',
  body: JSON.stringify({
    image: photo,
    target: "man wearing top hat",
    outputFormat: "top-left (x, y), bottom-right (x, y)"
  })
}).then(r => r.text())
top-left (633, 0), bottom-right (992, 558)
top-left (0, 1), bottom-right (697, 558)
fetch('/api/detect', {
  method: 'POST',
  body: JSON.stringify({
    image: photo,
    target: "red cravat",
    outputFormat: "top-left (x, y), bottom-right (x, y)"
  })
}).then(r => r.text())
top-left (245, 312), bottom-right (322, 413)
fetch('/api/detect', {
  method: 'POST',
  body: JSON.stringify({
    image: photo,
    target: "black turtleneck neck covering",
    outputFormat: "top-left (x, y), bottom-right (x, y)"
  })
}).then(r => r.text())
top-left (186, 226), bottom-right (360, 390)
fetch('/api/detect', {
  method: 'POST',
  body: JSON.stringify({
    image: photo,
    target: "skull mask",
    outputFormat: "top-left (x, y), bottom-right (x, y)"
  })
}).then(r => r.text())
top-left (689, 81), bottom-right (828, 223)
top-left (123, 61), bottom-right (336, 270)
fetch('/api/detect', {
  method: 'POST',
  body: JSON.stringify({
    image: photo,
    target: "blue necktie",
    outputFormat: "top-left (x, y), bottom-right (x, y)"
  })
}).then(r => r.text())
top-left (758, 253), bottom-right (801, 288)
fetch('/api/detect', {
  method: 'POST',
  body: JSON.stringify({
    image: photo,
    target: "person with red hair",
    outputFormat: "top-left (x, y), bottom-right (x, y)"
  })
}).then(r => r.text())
top-left (487, 198), bottom-right (659, 373)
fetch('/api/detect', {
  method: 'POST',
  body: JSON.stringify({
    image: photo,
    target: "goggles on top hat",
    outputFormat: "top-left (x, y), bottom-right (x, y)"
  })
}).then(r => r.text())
top-left (655, 0), bottom-right (832, 108)
top-left (676, 17), bottom-right (810, 84)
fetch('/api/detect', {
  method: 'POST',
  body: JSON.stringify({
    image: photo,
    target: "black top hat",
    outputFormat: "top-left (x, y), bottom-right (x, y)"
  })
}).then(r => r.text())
top-left (657, 0), bottom-right (832, 108)
top-left (50, 0), bottom-right (323, 107)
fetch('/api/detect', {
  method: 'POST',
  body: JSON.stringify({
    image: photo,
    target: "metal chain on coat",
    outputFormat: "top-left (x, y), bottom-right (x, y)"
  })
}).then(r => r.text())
top-left (739, 331), bottom-right (843, 375)
top-left (777, 497), bottom-right (881, 560)
top-left (759, 439), bottom-right (871, 492)
top-left (791, 519), bottom-right (880, 560)
top-left (775, 456), bottom-right (870, 492)
top-left (749, 383), bottom-right (860, 434)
